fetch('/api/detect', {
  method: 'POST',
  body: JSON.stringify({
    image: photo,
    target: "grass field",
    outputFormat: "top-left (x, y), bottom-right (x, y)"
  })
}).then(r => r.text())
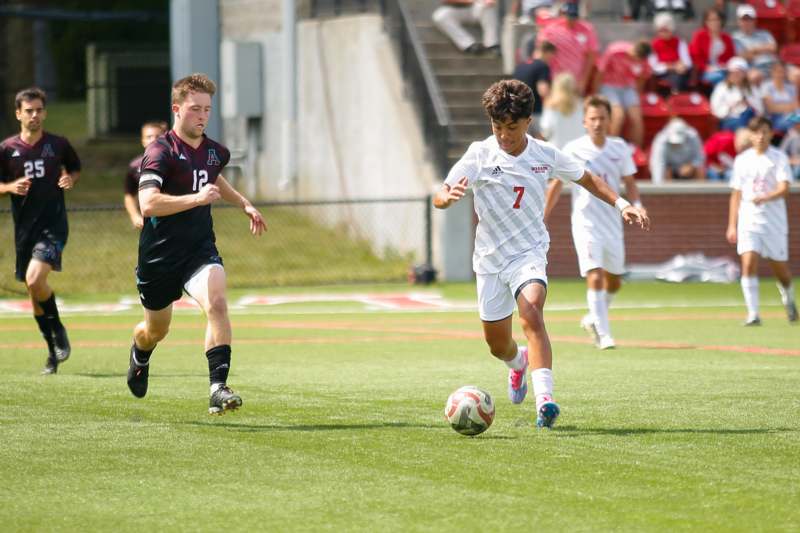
top-left (2, 280), bottom-right (799, 532)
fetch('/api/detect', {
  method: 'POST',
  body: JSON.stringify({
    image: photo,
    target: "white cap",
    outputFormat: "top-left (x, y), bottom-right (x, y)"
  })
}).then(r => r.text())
top-left (727, 56), bottom-right (749, 72)
top-left (736, 4), bottom-right (756, 19)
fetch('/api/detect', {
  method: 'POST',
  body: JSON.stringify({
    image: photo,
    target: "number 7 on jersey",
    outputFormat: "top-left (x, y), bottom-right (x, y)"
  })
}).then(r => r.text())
top-left (513, 186), bottom-right (524, 209)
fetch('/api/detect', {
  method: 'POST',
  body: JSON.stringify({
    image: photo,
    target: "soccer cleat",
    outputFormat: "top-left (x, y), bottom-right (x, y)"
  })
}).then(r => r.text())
top-left (507, 348), bottom-right (529, 404)
top-left (744, 317), bottom-right (762, 327)
top-left (41, 359), bottom-right (58, 375)
top-left (127, 345), bottom-right (149, 398)
top-left (51, 326), bottom-right (71, 362)
top-left (209, 385), bottom-right (243, 415)
top-left (786, 301), bottom-right (798, 323)
top-left (580, 314), bottom-right (601, 347)
top-left (536, 401), bottom-right (560, 429)
top-left (598, 335), bottom-right (616, 350)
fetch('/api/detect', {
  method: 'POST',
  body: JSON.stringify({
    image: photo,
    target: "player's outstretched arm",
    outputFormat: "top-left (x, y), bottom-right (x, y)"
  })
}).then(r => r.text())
top-left (726, 190), bottom-right (741, 244)
top-left (576, 170), bottom-right (650, 230)
top-left (433, 177), bottom-right (468, 209)
top-left (216, 175), bottom-right (266, 236)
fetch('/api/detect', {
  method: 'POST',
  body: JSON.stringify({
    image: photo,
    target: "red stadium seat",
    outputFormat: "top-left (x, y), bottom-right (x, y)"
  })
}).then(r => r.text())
top-left (787, 0), bottom-right (800, 44)
top-left (667, 92), bottom-right (716, 141)
top-left (748, 0), bottom-right (789, 45)
top-left (630, 144), bottom-right (650, 181)
top-left (640, 92), bottom-right (670, 148)
top-left (780, 43), bottom-right (800, 67)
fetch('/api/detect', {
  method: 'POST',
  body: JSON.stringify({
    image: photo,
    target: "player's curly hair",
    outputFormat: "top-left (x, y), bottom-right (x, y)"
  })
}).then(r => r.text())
top-left (15, 87), bottom-right (47, 109)
top-left (172, 73), bottom-right (217, 104)
top-left (481, 80), bottom-right (533, 122)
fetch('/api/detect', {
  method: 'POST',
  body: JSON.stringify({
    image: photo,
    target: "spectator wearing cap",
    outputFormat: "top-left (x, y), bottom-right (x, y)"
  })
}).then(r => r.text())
top-left (732, 4), bottom-right (777, 85)
top-left (704, 127), bottom-right (751, 181)
top-left (760, 62), bottom-right (799, 134)
top-left (649, 12), bottom-right (693, 93)
top-left (432, 0), bottom-right (500, 55)
top-left (595, 40), bottom-right (651, 147)
top-left (689, 8), bottom-right (736, 87)
top-left (536, 1), bottom-right (599, 95)
top-left (779, 111), bottom-right (800, 180)
top-left (649, 118), bottom-right (706, 183)
top-left (711, 56), bottom-right (763, 131)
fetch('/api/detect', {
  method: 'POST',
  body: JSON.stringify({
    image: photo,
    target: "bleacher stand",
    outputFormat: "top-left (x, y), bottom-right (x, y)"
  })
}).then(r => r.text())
top-left (668, 91), bottom-right (715, 140)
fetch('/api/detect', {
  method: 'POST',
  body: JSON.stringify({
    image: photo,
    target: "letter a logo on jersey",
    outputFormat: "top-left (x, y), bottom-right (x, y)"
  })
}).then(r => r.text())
top-left (207, 149), bottom-right (221, 166)
top-left (41, 144), bottom-right (55, 158)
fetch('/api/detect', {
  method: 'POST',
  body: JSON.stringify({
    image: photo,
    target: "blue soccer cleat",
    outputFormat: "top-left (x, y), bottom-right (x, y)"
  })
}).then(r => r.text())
top-left (507, 348), bottom-right (528, 404)
top-left (536, 401), bottom-right (560, 429)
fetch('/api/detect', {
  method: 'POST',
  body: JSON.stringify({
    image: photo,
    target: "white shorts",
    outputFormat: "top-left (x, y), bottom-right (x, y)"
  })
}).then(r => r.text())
top-left (737, 230), bottom-right (788, 261)
top-left (476, 253), bottom-right (548, 322)
top-left (572, 230), bottom-right (626, 277)
top-left (184, 263), bottom-right (225, 301)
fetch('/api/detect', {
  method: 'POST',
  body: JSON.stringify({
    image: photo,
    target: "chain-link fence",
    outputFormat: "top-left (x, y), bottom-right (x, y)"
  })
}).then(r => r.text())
top-left (0, 197), bottom-right (432, 296)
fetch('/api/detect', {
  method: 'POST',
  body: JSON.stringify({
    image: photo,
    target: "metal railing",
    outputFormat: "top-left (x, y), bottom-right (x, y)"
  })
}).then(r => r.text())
top-left (0, 197), bottom-right (433, 295)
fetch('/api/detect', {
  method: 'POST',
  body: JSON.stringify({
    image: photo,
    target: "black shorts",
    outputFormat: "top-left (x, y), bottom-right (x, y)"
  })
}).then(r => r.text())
top-left (136, 246), bottom-right (223, 311)
top-left (15, 230), bottom-right (65, 281)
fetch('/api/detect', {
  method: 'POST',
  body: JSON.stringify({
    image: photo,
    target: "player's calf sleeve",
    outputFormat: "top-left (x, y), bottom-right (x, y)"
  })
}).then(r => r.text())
top-left (34, 314), bottom-right (55, 352)
top-left (38, 293), bottom-right (64, 330)
top-left (206, 344), bottom-right (232, 385)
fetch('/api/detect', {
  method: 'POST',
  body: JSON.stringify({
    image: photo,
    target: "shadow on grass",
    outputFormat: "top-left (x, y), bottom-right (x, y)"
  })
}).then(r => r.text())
top-left (555, 425), bottom-right (796, 437)
top-left (75, 372), bottom-right (203, 379)
top-left (185, 420), bottom-right (516, 437)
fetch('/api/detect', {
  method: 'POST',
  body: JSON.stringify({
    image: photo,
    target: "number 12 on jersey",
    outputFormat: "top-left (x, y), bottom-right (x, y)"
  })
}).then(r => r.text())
top-left (192, 169), bottom-right (209, 191)
top-left (513, 186), bottom-right (525, 209)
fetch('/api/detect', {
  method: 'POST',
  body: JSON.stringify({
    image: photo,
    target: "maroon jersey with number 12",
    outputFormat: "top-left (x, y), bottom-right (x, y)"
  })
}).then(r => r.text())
top-left (136, 130), bottom-right (230, 275)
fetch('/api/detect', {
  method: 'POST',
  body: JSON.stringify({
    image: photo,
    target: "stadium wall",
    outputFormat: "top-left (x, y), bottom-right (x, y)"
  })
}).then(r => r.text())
top-left (546, 184), bottom-right (800, 278)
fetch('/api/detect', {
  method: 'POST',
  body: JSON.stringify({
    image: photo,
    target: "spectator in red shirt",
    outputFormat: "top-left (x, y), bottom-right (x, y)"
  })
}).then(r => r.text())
top-left (649, 12), bottom-right (693, 93)
top-left (704, 127), bottom-right (751, 181)
top-left (595, 40), bottom-right (652, 147)
top-left (689, 8), bottom-right (735, 87)
top-left (536, 1), bottom-right (599, 94)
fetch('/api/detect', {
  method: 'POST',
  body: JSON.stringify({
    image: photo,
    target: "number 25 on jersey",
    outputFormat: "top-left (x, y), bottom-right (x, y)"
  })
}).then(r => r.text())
top-left (192, 169), bottom-right (209, 191)
top-left (24, 159), bottom-right (45, 178)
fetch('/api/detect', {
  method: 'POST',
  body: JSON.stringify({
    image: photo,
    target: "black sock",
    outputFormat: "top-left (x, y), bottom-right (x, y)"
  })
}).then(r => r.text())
top-left (206, 345), bottom-right (231, 385)
top-left (34, 314), bottom-right (55, 354)
top-left (38, 293), bottom-right (64, 333)
top-left (132, 343), bottom-right (154, 366)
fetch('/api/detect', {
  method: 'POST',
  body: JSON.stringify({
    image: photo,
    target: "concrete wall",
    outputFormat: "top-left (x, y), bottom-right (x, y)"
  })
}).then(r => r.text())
top-left (219, 8), bottom-right (474, 278)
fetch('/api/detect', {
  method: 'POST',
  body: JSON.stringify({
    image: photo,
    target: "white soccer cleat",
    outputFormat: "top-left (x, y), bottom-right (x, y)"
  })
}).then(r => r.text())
top-left (598, 335), bottom-right (616, 350)
top-left (580, 314), bottom-right (601, 346)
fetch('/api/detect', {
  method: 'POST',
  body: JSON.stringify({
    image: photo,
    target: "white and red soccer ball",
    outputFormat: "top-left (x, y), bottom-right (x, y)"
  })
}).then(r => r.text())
top-left (444, 385), bottom-right (495, 436)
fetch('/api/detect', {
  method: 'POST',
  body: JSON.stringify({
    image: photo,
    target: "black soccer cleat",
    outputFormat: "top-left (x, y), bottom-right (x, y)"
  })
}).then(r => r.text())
top-left (127, 345), bottom-right (149, 398)
top-left (209, 385), bottom-right (242, 415)
top-left (52, 326), bottom-right (71, 362)
top-left (41, 353), bottom-right (58, 375)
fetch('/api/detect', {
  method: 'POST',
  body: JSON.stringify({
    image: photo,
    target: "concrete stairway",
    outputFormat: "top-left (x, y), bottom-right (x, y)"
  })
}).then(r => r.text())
top-left (403, 1), bottom-right (504, 173)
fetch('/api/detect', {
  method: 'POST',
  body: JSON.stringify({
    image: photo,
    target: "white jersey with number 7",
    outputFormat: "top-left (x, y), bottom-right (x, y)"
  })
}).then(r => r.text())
top-left (445, 134), bottom-right (585, 274)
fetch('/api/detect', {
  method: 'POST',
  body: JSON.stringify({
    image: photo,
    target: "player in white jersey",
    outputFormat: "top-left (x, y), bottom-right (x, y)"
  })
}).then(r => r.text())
top-left (433, 80), bottom-right (649, 428)
top-left (726, 116), bottom-right (797, 325)
top-left (545, 95), bottom-right (645, 349)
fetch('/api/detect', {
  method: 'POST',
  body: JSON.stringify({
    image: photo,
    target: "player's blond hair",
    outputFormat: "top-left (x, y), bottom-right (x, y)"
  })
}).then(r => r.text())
top-left (171, 73), bottom-right (217, 104)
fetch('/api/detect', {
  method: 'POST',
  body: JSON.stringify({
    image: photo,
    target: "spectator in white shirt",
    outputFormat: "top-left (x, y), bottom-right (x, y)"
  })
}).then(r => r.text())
top-left (711, 56), bottom-right (762, 131)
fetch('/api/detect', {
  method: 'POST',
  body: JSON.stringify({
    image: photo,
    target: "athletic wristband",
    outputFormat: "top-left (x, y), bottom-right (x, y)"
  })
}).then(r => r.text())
top-left (614, 198), bottom-right (632, 212)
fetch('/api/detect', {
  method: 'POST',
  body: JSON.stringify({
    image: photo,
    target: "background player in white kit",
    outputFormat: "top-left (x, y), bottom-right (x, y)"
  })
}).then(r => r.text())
top-left (433, 80), bottom-right (649, 428)
top-left (726, 116), bottom-right (797, 325)
top-left (545, 95), bottom-right (645, 349)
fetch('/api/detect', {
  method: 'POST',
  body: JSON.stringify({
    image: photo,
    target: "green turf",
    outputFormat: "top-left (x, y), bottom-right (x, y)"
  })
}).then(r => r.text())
top-left (1, 281), bottom-right (799, 531)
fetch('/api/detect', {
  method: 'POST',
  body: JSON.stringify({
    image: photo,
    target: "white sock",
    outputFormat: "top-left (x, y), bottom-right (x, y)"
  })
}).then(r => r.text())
top-left (606, 291), bottom-right (616, 308)
top-left (210, 382), bottom-right (224, 394)
top-left (587, 289), bottom-right (611, 337)
top-left (531, 367), bottom-right (554, 410)
top-left (741, 276), bottom-right (759, 320)
top-left (776, 281), bottom-right (795, 306)
top-left (504, 345), bottom-right (528, 371)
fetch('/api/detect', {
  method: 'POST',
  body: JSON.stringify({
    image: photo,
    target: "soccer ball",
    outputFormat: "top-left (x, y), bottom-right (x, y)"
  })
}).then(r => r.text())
top-left (444, 386), bottom-right (495, 436)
